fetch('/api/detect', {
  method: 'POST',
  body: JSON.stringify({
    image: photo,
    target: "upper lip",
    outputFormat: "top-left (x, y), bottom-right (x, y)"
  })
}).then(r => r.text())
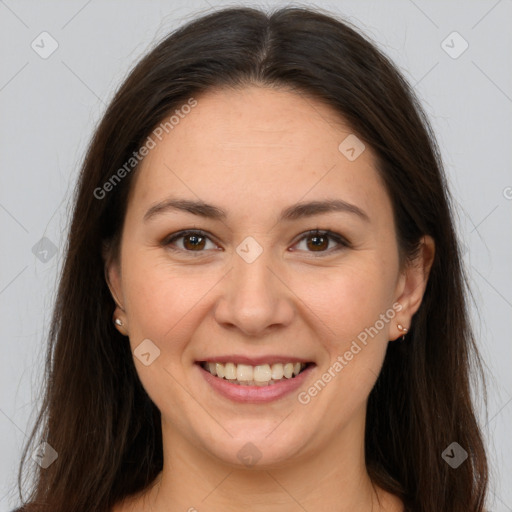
top-left (197, 355), bottom-right (314, 366)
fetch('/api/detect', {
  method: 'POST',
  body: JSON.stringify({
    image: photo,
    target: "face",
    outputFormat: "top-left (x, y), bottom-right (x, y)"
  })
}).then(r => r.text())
top-left (107, 85), bottom-right (429, 469)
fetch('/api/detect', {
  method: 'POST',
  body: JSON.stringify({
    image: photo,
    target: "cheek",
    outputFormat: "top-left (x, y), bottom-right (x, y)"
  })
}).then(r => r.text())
top-left (295, 264), bottom-right (395, 418)
top-left (121, 252), bottom-right (219, 355)
top-left (120, 254), bottom-right (217, 416)
top-left (294, 259), bottom-right (396, 345)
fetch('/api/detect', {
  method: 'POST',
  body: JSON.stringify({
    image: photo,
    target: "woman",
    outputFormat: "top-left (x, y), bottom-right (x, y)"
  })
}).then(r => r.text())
top-left (15, 6), bottom-right (488, 512)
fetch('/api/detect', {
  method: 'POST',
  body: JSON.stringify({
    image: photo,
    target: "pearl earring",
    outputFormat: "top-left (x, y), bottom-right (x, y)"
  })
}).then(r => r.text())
top-left (114, 318), bottom-right (123, 327)
top-left (397, 323), bottom-right (408, 341)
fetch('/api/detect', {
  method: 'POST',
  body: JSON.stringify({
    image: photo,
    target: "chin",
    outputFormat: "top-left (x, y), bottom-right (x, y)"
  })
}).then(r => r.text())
top-left (197, 428), bottom-right (309, 470)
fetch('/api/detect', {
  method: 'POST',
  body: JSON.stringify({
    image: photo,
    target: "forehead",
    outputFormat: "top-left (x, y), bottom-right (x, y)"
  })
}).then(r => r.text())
top-left (127, 86), bottom-right (391, 224)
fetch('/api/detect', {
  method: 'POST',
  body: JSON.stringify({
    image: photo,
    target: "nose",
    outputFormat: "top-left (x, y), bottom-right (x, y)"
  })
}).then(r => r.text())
top-left (213, 249), bottom-right (295, 337)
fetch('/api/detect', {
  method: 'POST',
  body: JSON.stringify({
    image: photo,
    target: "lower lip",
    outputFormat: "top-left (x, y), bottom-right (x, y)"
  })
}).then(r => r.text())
top-left (196, 363), bottom-right (315, 403)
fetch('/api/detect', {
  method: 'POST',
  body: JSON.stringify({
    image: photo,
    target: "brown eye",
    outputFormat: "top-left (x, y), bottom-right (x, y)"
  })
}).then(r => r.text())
top-left (164, 230), bottom-right (217, 252)
top-left (182, 233), bottom-right (206, 250)
top-left (306, 233), bottom-right (329, 251)
top-left (293, 230), bottom-right (349, 254)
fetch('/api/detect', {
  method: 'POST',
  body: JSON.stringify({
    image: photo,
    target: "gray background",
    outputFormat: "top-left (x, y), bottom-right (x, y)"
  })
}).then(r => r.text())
top-left (1, 0), bottom-right (511, 510)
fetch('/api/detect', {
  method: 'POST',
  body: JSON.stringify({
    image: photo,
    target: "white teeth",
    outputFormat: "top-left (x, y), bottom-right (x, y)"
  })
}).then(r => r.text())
top-left (271, 363), bottom-right (284, 380)
top-left (253, 364), bottom-right (272, 382)
top-left (237, 364), bottom-right (253, 381)
top-left (215, 363), bottom-right (225, 379)
top-left (224, 362), bottom-right (236, 380)
top-left (201, 361), bottom-right (307, 385)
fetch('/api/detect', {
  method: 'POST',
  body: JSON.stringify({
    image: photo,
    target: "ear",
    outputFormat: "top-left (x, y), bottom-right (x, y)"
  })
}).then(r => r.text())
top-left (391, 235), bottom-right (435, 340)
top-left (103, 240), bottom-right (126, 314)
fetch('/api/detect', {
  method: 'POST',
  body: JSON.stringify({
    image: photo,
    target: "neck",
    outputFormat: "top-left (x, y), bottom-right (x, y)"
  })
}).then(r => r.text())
top-left (128, 411), bottom-right (401, 512)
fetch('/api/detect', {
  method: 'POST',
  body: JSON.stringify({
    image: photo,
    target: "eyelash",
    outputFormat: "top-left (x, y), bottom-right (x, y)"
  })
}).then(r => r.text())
top-left (162, 229), bottom-right (350, 256)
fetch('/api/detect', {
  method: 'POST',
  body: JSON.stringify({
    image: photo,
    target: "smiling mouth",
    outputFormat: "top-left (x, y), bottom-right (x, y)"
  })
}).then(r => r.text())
top-left (198, 361), bottom-right (312, 386)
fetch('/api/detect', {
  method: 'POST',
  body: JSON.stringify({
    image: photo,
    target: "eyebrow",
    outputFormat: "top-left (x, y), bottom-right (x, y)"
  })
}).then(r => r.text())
top-left (143, 198), bottom-right (370, 223)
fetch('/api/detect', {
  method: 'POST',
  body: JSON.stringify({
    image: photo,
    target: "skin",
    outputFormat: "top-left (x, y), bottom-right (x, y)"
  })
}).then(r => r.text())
top-left (107, 85), bottom-right (435, 512)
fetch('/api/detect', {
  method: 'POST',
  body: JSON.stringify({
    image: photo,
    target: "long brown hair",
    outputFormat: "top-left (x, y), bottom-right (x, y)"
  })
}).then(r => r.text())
top-left (17, 6), bottom-right (488, 512)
